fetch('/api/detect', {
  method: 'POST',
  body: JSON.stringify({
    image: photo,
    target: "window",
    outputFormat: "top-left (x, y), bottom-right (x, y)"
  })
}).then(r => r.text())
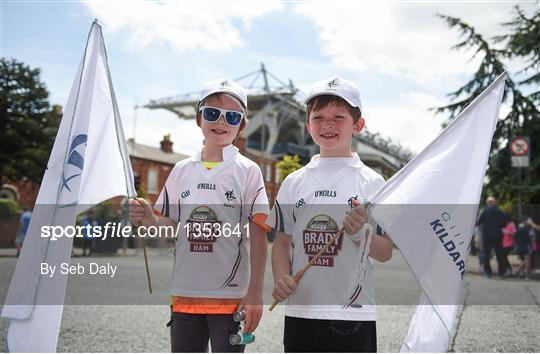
top-left (147, 169), bottom-right (158, 194)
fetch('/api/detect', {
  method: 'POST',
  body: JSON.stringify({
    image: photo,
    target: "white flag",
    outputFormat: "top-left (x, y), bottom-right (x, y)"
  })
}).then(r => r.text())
top-left (369, 73), bottom-right (506, 352)
top-left (1, 21), bottom-right (136, 352)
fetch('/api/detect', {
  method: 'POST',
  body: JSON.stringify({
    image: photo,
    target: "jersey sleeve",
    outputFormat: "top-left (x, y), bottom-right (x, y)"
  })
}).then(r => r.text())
top-left (267, 177), bottom-right (294, 236)
top-left (154, 164), bottom-right (180, 221)
top-left (245, 164), bottom-right (270, 220)
top-left (251, 213), bottom-right (271, 233)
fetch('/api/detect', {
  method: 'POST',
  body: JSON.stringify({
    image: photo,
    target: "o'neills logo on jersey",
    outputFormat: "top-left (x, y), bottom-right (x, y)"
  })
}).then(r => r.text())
top-left (198, 183), bottom-right (216, 190)
top-left (314, 190), bottom-right (337, 198)
top-left (186, 206), bottom-right (221, 253)
top-left (303, 214), bottom-right (343, 267)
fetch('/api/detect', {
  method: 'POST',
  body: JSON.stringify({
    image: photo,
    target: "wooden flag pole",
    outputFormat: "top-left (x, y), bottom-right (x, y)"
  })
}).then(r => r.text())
top-left (269, 228), bottom-right (345, 311)
top-left (140, 235), bottom-right (152, 294)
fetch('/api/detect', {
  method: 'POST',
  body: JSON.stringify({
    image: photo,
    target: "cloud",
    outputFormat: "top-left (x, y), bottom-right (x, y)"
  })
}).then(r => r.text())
top-left (293, 0), bottom-right (535, 86)
top-left (85, 0), bottom-right (283, 52)
top-left (363, 91), bottom-right (446, 153)
top-left (118, 103), bottom-right (202, 157)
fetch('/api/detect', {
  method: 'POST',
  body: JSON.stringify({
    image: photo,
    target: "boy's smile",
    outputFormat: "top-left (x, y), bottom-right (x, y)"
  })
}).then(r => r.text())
top-left (320, 132), bottom-right (339, 140)
top-left (210, 127), bottom-right (229, 135)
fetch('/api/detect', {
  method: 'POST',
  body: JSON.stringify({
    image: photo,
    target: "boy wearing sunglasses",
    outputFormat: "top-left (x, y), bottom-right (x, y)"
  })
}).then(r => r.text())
top-left (129, 79), bottom-right (270, 352)
top-left (269, 77), bottom-right (393, 352)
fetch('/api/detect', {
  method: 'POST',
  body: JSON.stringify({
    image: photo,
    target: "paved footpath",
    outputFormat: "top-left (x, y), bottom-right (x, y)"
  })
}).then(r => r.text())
top-left (1, 248), bottom-right (538, 352)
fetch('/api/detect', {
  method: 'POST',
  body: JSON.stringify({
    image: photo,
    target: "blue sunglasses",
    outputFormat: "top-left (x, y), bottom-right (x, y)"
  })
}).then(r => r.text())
top-left (198, 106), bottom-right (244, 127)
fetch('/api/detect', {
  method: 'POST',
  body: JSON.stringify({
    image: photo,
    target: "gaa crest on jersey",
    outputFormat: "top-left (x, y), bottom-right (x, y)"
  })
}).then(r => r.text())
top-left (186, 206), bottom-right (221, 252)
top-left (303, 214), bottom-right (343, 267)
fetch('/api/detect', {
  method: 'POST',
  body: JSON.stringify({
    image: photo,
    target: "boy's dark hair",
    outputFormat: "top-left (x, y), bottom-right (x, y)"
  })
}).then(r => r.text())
top-left (306, 95), bottom-right (362, 123)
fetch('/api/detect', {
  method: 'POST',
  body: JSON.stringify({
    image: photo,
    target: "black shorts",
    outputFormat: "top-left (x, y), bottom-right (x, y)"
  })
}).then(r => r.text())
top-left (284, 316), bottom-right (377, 352)
top-left (168, 312), bottom-right (244, 353)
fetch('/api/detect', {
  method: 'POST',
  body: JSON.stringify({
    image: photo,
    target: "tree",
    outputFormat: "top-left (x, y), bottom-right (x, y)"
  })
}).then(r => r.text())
top-left (437, 7), bottom-right (540, 209)
top-left (276, 155), bottom-right (302, 183)
top-left (0, 58), bottom-right (60, 188)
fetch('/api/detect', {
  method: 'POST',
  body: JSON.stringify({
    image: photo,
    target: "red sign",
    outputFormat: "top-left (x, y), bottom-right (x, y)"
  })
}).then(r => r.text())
top-left (510, 137), bottom-right (530, 156)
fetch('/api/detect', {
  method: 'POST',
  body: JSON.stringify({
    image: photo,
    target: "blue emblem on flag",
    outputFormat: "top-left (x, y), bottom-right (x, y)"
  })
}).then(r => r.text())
top-left (61, 134), bottom-right (88, 192)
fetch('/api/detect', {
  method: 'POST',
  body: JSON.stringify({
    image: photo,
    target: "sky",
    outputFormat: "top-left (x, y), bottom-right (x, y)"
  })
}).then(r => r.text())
top-left (2, 0), bottom-right (538, 157)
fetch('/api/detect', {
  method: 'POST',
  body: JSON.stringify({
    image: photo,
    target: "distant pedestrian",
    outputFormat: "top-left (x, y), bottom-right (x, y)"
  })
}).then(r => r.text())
top-left (501, 218), bottom-right (516, 277)
top-left (474, 223), bottom-right (484, 267)
top-left (515, 216), bottom-right (533, 278)
top-left (528, 217), bottom-right (539, 270)
top-left (15, 207), bottom-right (32, 257)
top-left (476, 197), bottom-right (509, 278)
top-left (81, 210), bottom-right (98, 257)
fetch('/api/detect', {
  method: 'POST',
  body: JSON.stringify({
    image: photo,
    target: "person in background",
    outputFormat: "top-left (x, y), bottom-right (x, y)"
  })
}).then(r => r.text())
top-left (527, 217), bottom-right (539, 271)
top-left (474, 222), bottom-right (484, 268)
top-left (515, 216), bottom-right (533, 278)
top-left (501, 217), bottom-right (516, 277)
top-left (15, 206), bottom-right (32, 257)
top-left (81, 209), bottom-right (98, 257)
top-left (477, 197), bottom-right (509, 278)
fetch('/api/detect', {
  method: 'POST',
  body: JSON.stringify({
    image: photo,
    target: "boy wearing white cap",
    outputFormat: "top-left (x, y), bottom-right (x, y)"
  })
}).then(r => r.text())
top-left (129, 79), bottom-right (270, 352)
top-left (269, 77), bottom-right (393, 352)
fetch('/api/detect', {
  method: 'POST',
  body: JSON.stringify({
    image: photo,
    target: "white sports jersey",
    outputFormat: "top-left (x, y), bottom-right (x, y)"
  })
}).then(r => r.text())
top-left (155, 144), bottom-right (269, 298)
top-left (268, 154), bottom-right (385, 321)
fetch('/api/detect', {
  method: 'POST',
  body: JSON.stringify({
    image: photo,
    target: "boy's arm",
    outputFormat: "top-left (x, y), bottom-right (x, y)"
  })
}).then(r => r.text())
top-left (343, 199), bottom-right (393, 262)
top-left (369, 233), bottom-right (393, 262)
top-left (246, 222), bottom-right (268, 296)
top-left (271, 231), bottom-right (297, 302)
top-left (239, 222), bottom-right (268, 333)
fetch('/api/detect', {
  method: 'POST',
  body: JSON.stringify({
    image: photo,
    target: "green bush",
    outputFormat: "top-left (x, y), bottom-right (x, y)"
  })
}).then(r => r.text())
top-left (0, 199), bottom-right (21, 219)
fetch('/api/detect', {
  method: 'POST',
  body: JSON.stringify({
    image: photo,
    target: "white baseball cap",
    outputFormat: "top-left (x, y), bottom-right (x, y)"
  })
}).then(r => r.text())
top-left (198, 78), bottom-right (247, 108)
top-left (304, 77), bottom-right (362, 112)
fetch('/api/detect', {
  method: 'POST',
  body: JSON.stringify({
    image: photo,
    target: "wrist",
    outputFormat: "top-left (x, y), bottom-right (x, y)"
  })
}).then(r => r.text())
top-left (244, 290), bottom-right (263, 303)
top-left (274, 272), bottom-right (290, 284)
top-left (246, 284), bottom-right (263, 296)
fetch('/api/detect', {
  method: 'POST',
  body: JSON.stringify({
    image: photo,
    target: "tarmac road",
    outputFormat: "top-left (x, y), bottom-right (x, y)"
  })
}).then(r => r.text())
top-left (1, 247), bottom-right (538, 352)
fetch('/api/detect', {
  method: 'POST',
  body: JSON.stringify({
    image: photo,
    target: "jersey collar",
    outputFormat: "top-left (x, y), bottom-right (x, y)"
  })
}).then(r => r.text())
top-left (305, 153), bottom-right (364, 169)
top-left (190, 144), bottom-right (239, 162)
